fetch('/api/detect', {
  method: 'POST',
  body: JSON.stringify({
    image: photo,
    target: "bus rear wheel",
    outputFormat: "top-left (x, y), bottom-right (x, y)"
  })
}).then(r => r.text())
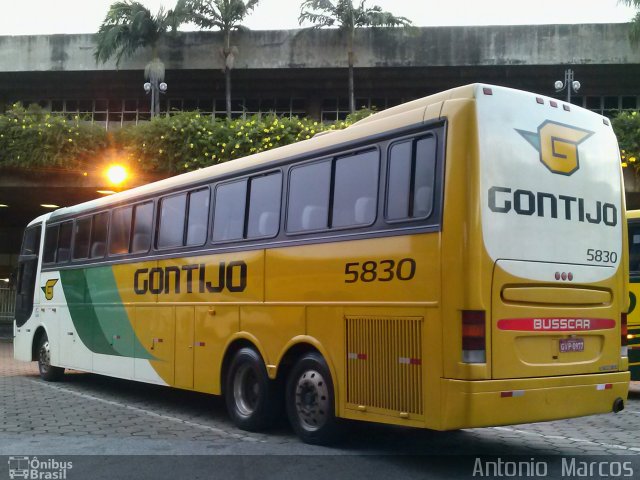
top-left (225, 347), bottom-right (279, 432)
top-left (37, 334), bottom-right (64, 382)
top-left (286, 352), bottom-right (341, 445)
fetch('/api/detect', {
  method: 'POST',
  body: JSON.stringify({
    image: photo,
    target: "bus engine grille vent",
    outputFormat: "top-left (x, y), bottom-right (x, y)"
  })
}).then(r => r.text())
top-left (346, 316), bottom-right (423, 416)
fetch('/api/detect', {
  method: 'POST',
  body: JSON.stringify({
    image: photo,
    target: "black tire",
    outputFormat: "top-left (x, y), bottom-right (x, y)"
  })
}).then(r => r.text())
top-left (286, 352), bottom-right (342, 445)
top-left (37, 334), bottom-right (64, 382)
top-left (224, 347), bottom-right (280, 432)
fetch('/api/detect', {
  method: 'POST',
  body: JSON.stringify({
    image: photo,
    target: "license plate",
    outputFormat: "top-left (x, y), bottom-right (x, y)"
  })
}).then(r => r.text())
top-left (559, 338), bottom-right (584, 353)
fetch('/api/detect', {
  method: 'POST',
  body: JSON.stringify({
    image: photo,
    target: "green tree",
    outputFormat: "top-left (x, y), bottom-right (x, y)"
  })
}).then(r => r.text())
top-left (186, 0), bottom-right (260, 118)
top-left (299, 0), bottom-right (411, 113)
top-left (620, 1), bottom-right (640, 43)
top-left (94, 0), bottom-right (190, 117)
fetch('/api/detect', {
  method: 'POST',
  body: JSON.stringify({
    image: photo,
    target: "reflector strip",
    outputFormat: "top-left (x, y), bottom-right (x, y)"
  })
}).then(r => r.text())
top-left (398, 357), bottom-right (422, 365)
top-left (596, 384), bottom-right (613, 391)
top-left (348, 352), bottom-right (368, 360)
top-left (500, 390), bottom-right (524, 398)
top-left (196, 342), bottom-right (206, 347)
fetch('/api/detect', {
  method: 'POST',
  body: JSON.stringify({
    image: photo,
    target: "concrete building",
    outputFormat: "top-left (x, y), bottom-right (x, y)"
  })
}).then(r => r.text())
top-left (0, 23), bottom-right (639, 280)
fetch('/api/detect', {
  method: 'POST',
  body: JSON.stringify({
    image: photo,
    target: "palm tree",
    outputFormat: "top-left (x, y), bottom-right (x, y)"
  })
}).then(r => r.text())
top-left (620, 0), bottom-right (640, 43)
top-left (299, 0), bottom-right (411, 113)
top-left (186, 0), bottom-right (260, 118)
top-left (94, 0), bottom-right (190, 118)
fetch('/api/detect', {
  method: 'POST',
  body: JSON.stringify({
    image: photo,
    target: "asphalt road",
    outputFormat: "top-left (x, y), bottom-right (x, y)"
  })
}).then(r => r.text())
top-left (1, 339), bottom-right (639, 479)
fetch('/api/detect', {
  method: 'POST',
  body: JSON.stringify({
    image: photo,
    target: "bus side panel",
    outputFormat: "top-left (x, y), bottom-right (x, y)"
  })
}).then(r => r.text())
top-left (629, 278), bottom-right (640, 380)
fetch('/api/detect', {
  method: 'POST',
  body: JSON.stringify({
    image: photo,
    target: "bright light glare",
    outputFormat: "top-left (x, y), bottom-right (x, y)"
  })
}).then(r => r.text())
top-left (106, 165), bottom-right (128, 186)
top-left (40, 204), bottom-right (60, 209)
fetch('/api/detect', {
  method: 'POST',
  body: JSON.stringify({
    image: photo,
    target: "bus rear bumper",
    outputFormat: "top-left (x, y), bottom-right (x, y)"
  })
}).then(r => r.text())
top-left (439, 371), bottom-right (630, 430)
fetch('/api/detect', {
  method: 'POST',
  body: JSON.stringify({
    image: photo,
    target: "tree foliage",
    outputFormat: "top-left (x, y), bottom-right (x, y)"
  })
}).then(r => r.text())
top-left (619, 0), bottom-right (640, 44)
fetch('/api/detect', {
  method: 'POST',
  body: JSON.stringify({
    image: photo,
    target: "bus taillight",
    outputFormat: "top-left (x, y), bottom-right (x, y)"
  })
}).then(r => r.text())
top-left (462, 310), bottom-right (486, 363)
top-left (621, 313), bottom-right (628, 357)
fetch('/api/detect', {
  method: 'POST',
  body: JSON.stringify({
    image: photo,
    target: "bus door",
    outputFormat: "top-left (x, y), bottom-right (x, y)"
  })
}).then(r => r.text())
top-left (14, 224), bottom-right (42, 327)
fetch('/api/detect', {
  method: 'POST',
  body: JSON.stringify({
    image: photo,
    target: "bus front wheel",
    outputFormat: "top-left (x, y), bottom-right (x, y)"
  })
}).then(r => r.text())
top-left (225, 347), bottom-right (278, 432)
top-left (286, 352), bottom-right (341, 445)
top-left (37, 334), bottom-right (64, 382)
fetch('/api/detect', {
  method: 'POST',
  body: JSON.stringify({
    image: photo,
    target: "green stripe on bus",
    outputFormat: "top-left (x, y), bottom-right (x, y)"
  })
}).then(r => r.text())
top-left (60, 267), bottom-right (153, 359)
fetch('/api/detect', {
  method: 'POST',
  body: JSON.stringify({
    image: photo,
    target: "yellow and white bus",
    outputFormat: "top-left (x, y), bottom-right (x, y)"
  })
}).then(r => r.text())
top-left (626, 210), bottom-right (640, 380)
top-left (13, 84), bottom-right (629, 444)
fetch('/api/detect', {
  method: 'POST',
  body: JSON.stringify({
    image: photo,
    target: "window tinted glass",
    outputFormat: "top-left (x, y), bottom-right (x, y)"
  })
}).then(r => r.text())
top-left (73, 217), bottom-right (91, 260)
top-left (332, 150), bottom-right (378, 227)
top-left (158, 194), bottom-right (187, 249)
top-left (287, 160), bottom-right (331, 232)
top-left (387, 141), bottom-right (412, 220)
top-left (43, 225), bottom-right (58, 264)
top-left (213, 180), bottom-right (247, 242)
top-left (57, 222), bottom-right (73, 263)
top-left (247, 173), bottom-right (281, 238)
top-left (21, 226), bottom-right (41, 256)
top-left (413, 136), bottom-right (436, 218)
top-left (386, 135), bottom-right (437, 221)
top-left (90, 212), bottom-right (109, 258)
top-left (186, 188), bottom-right (210, 246)
top-left (131, 202), bottom-right (153, 253)
top-left (629, 222), bottom-right (640, 273)
top-left (109, 206), bottom-right (132, 255)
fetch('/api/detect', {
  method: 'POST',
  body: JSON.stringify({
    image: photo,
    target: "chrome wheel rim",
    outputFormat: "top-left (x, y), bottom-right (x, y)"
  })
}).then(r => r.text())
top-left (233, 363), bottom-right (260, 417)
top-left (294, 369), bottom-right (329, 431)
top-left (38, 341), bottom-right (51, 375)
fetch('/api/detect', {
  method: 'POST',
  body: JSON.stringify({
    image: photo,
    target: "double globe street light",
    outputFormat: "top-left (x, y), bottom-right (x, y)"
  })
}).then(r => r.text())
top-left (554, 68), bottom-right (581, 104)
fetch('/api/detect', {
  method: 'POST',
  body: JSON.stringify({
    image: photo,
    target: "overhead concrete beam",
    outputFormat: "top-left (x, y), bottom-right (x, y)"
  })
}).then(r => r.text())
top-left (0, 24), bottom-right (637, 74)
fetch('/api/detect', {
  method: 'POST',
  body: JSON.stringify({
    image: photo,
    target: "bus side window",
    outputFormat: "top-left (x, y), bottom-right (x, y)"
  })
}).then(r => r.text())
top-left (90, 212), bottom-right (109, 259)
top-left (386, 134), bottom-right (437, 221)
top-left (332, 149), bottom-right (379, 228)
top-left (158, 193), bottom-right (187, 249)
top-left (186, 188), bottom-right (210, 246)
top-left (109, 206), bottom-right (133, 255)
top-left (247, 172), bottom-right (282, 238)
top-left (56, 222), bottom-right (73, 263)
top-left (43, 224), bottom-right (59, 264)
top-left (72, 217), bottom-right (91, 260)
top-left (131, 202), bottom-right (153, 253)
top-left (629, 224), bottom-right (640, 273)
top-left (287, 160), bottom-right (331, 233)
top-left (213, 180), bottom-right (247, 242)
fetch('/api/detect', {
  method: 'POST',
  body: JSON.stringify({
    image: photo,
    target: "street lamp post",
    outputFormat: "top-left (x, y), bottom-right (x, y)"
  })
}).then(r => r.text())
top-left (554, 69), bottom-right (581, 104)
top-left (143, 80), bottom-right (168, 118)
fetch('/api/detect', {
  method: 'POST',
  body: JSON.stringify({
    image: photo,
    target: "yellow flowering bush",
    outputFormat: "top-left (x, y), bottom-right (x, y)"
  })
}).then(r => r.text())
top-left (612, 111), bottom-right (640, 172)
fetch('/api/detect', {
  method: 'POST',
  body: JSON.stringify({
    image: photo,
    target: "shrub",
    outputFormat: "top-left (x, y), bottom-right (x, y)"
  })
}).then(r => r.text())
top-left (612, 110), bottom-right (640, 171)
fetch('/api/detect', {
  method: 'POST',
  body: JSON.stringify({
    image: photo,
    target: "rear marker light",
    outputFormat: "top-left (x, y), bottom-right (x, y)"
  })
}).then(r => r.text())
top-left (501, 390), bottom-right (524, 398)
top-left (483, 87), bottom-right (493, 95)
top-left (550, 101), bottom-right (558, 108)
top-left (462, 310), bottom-right (486, 363)
top-left (603, 118), bottom-right (610, 126)
top-left (563, 105), bottom-right (571, 111)
top-left (555, 271), bottom-right (573, 281)
top-left (536, 97), bottom-right (544, 105)
top-left (348, 352), bottom-right (368, 360)
top-left (621, 313), bottom-right (628, 356)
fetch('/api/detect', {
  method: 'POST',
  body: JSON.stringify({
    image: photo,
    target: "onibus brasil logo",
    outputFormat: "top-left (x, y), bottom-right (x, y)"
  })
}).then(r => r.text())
top-left (7, 456), bottom-right (72, 479)
top-left (516, 120), bottom-right (594, 175)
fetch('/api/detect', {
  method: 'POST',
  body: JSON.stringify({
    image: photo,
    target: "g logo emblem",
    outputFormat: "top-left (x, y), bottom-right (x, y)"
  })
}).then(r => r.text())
top-left (41, 279), bottom-right (58, 301)
top-left (517, 120), bottom-right (593, 176)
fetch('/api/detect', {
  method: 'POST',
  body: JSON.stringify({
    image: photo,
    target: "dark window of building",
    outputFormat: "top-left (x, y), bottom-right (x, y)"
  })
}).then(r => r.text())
top-left (247, 172), bottom-right (282, 238)
top-left (109, 206), bottom-right (132, 255)
top-left (586, 96), bottom-right (602, 111)
top-left (622, 96), bottom-right (637, 110)
top-left (158, 193), bottom-right (187, 249)
top-left (287, 160), bottom-right (331, 233)
top-left (131, 202), bottom-right (153, 253)
top-left (332, 150), bottom-right (379, 228)
top-left (57, 222), bottom-right (73, 263)
top-left (186, 188), bottom-right (210, 246)
top-left (213, 180), bottom-right (247, 242)
top-left (95, 99), bottom-right (108, 111)
top-left (90, 212), bottom-right (109, 258)
top-left (387, 135), bottom-right (437, 221)
top-left (72, 217), bottom-right (91, 260)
